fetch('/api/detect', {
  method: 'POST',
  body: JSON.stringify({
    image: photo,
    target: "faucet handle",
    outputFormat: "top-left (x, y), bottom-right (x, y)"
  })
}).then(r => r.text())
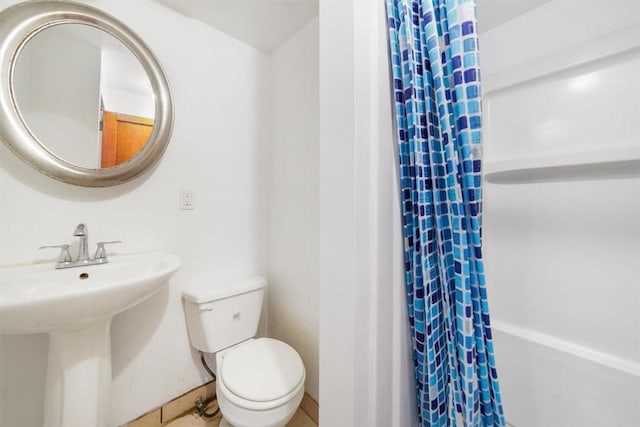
top-left (39, 244), bottom-right (72, 263)
top-left (73, 223), bottom-right (87, 236)
top-left (94, 241), bottom-right (122, 260)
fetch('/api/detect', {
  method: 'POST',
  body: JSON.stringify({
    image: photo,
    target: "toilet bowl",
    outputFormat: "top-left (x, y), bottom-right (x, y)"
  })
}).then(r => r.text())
top-left (215, 338), bottom-right (305, 427)
top-left (182, 276), bottom-right (305, 427)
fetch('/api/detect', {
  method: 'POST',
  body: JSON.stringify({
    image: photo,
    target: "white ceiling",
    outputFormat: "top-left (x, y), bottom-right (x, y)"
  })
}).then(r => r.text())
top-left (154, 0), bottom-right (550, 54)
top-left (157, 0), bottom-right (318, 54)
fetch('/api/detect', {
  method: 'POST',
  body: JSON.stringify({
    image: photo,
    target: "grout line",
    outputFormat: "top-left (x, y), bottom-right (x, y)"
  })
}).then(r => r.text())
top-left (299, 392), bottom-right (319, 425)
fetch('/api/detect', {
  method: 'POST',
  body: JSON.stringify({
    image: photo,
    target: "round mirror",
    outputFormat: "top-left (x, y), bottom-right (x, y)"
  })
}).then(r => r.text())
top-left (0, 1), bottom-right (173, 187)
top-left (13, 24), bottom-right (156, 170)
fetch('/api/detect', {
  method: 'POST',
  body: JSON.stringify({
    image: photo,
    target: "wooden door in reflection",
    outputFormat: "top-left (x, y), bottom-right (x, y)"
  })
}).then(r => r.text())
top-left (101, 111), bottom-right (154, 168)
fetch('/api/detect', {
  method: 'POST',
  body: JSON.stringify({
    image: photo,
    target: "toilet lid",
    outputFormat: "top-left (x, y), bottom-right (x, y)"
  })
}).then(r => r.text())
top-left (220, 338), bottom-right (304, 402)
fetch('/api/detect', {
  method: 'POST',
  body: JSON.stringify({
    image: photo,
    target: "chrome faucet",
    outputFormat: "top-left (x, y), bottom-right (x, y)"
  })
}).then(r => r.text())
top-left (74, 223), bottom-right (90, 262)
top-left (40, 223), bottom-right (121, 269)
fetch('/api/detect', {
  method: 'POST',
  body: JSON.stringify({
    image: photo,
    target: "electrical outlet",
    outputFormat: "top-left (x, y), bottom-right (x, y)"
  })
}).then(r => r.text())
top-left (180, 189), bottom-right (194, 210)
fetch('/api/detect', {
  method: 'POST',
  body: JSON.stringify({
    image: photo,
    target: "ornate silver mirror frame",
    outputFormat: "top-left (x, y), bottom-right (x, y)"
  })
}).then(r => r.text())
top-left (0, 0), bottom-right (174, 187)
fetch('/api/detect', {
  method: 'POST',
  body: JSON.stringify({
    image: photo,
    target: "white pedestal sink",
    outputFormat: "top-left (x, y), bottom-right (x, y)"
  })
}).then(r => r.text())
top-left (0, 252), bottom-right (181, 427)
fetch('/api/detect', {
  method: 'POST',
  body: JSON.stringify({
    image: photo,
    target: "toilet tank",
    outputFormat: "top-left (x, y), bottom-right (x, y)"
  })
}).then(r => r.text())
top-left (182, 275), bottom-right (266, 353)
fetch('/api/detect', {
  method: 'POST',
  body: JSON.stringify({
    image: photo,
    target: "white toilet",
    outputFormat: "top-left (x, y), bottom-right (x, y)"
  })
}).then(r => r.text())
top-left (182, 275), bottom-right (305, 427)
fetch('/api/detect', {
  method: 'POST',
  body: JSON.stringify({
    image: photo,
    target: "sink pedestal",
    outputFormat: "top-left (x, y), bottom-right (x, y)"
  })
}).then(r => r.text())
top-left (44, 319), bottom-right (111, 427)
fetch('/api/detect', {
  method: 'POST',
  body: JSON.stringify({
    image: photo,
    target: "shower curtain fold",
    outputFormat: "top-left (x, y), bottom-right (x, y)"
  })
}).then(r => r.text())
top-left (384, 1), bottom-right (505, 426)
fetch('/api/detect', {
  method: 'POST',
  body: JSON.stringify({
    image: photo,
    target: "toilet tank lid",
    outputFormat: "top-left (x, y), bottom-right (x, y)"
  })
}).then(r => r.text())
top-left (182, 275), bottom-right (267, 303)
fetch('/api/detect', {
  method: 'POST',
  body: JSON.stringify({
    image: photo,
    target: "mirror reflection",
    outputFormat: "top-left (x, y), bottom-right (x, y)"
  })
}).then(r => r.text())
top-left (13, 24), bottom-right (155, 169)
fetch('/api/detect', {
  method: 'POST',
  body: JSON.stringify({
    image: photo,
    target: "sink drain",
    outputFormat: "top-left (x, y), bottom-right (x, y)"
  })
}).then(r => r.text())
top-left (79, 272), bottom-right (89, 280)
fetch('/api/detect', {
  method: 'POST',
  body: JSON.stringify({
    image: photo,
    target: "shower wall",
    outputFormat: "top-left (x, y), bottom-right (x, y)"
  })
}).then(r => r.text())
top-left (480, 1), bottom-right (640, 426)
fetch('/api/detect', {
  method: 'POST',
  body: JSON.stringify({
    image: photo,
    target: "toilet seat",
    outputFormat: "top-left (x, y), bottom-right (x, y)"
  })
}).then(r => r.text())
top-left (217, 338), bottom-right (305, 411)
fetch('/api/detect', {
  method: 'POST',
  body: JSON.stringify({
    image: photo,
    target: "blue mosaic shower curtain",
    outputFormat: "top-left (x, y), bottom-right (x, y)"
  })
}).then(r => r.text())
top-left (385, 1), bottom-right (504, 426)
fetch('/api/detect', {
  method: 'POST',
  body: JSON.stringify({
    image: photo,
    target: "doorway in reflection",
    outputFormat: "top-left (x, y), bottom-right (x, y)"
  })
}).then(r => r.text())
top-left (100, 112), bottom-right (154, 167)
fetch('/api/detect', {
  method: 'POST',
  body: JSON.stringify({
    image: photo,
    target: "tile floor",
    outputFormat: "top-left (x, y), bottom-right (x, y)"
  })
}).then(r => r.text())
top-left (122, 380), bottom-right (317, 427)
top-left (164, 403), bottom-right (316, 427)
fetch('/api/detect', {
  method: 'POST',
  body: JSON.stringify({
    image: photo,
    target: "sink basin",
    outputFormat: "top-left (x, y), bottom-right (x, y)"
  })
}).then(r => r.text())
top-left (0, 252), bottom-right (181, 334)
top-left (0, 252), bottom-right (181, 427)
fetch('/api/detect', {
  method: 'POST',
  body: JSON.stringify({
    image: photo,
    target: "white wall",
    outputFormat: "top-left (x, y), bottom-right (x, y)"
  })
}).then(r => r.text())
top-left (319, 1), bottom-right (418, 426)
top-left (0, 1), bottom-right (270, 426)
top-left (268, 17), bottom-right (320, 402)
top-left (480, 1), bottom-right (640, 426)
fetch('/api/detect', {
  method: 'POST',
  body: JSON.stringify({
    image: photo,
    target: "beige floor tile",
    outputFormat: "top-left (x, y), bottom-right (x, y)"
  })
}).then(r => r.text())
top-left (163, 411), bottom-right (221, 427)
top-left (163, 407), bottom-right (315, 427)
top-left (162, 382), bottom-right (216, 423)
top-left (299, 393), bottom-right (318, 425)
top-left (287, 409), bottom-right (317, 427)
top-left (124, 408), bottom-right (162, 427)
